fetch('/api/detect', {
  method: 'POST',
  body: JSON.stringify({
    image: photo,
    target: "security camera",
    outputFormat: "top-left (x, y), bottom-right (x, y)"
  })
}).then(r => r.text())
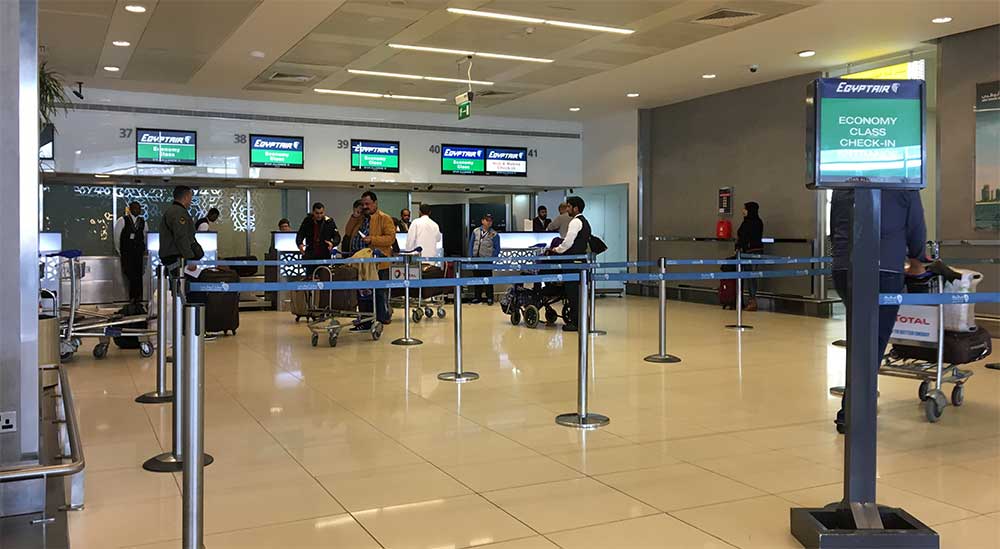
top-left (357, 184), bottom-right (364, 189)
top-left (162, 177), bottom-right (171, 183)
top-left (464, 187), bottom-right (471, 192)
top-left (413, 186), bottom-right (419, 191)
top-left (369, 183), bottom-right (376, 189)
top-left (72, 82), bottom-right (84, 100)
top-left (478, 185), bottom-right (486, 191)
top-left (427, 184), bottom-right (434, 191)
top-left (749, 64), bottom-right (759, 73)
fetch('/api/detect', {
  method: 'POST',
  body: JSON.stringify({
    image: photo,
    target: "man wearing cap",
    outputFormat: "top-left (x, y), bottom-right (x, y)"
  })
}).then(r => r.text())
top-left (467, 213), bottom-right (500, 305)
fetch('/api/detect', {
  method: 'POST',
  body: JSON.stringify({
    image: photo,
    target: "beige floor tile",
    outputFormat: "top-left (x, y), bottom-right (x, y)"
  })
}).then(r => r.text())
top-left (881, 466), bottom-right (1000, 514)
top-left (779, 482), bottom-right (978, 526)
top-left (203, 479), bottom-right (345, 534)
top-left (68, 496), bottom-right (183, 548)
top-left (316, 462), bottom-right (472, 512)
top-left (442, 455), bottom-right (585, 492)
top-left (694, 450), bottom-right (843, 493)
top-left (354, 494), bottom-right (535, 549)
top-left (672, 495), bottom-right (803, 549)
top-left (547, 442), bottom-right (681, 475)
top-left (935, 515), bottom-right (1000, 549)
top-left (493, 424), bottom-right (632, 455)
top-left (129, 514), bottom-right (381, 549)
top-left (398, 429), bottom-right (539, 467)
top-left (476, 537), bottom-right (561, 549)
top-left (483, 478), bottom-right (658, 533)
top-left (597, 462), bottom-right (764, 512)
top-left (286, 434), bottom-right (425, 476)
top-left (83, 467), bottom-right (179, 507)
top-left (655, 434), bottom-right (772, 462)
top-left (548, 514), bottom-right (735, 548)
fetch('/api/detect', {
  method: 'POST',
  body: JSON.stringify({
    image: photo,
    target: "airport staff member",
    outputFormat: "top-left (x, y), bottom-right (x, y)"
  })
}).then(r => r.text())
top-left (296, 202), bottom-right (341, 275)
top-left (277, 218), bottom-right (292, 232)
top-left (114, 201), bottom-right (147, 305)
top-left (549, 196), bottom-right (591, 332)
top-left (349, 191), bottom-right (396, 326)
top-left (405, 203), bottom-right (441, 262)
top-left (532, 205), bottom-right (550, 232)
top-left (468, 213), bottom-right (500, 305)
top-left (547, 202), bottom-right (572, 238)
top-left (830, 189), bottom-right (927, 434)
top-left (196, 207), bottom-right (220, 232)
top-left (159, 186), bottom-right (202, 278)
top-left (394, 208), bottom-right (411, 233)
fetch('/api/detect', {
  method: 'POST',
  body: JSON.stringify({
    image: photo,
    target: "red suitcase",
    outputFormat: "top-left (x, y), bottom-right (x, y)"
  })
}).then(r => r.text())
top-left (719, 280), bottom-right (737, 309)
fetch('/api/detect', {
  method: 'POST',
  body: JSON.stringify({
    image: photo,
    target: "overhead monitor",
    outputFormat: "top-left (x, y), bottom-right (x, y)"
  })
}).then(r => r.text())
top-left (485, 146), bottom-right (528, 177)
top-left (250, 134), bottom-right (304, 169)
top-left (807, 78), bottom-right (925, 190)
top-left (441, 144), bottom-right (486, 175)
top-left (136, 128), bottom-right (197, 166)
top-left (272, 232), bottom-right (300, 252)
top-left (350, 139), bottom-right (400, 172)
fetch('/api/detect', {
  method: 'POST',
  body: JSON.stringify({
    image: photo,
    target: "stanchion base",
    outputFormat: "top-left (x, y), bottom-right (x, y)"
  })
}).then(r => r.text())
top-left (392, 337), bottom-right (423, 346)
top-left (829, 386), bottom-right (845, 397)
top-left (832, 340), bottom-right (847, 348)
top-left (725, 324), bottom-right (754, 331)
top-left (142, 452), bottom-right (214, 473)
top-left (790, 505), bottom-right (938, 548)
top-left (644, 354), bottom-right (682, 364)
top-left (555, 412), bottom-right (610, 430)
top-left (590, 329), bottom-right (608, 336)
top-left (135, 390), bottom-right (173, 404)
top-left (437, 371), bottom-right (479, 383)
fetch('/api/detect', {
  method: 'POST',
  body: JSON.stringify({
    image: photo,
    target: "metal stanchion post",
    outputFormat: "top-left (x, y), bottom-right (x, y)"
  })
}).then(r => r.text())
top-left (438, 262), bottom-right (478, 383)
top-left (393, 254), bottom-right (422, 346)
top-left (726, 251), bottom-right (753, 331)
top-left (137, 264), bottom-right (173, 403)
top-left (182, 303), bottom-right (206, 549)
top-left (645, 257), bottom-right (681, 363)
top-left (556, 270), bottom-right (609, 429)
top-left (144, 275), bottom-right (213, 473)
top-left (588, 255), bottom-right (606, 336)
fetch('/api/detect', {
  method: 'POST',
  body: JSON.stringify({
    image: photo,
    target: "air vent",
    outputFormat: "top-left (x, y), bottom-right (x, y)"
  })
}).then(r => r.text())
top-left (691, 9), bottom-right (762, 28)
top-left (268, 72), bottom-right (315, 83)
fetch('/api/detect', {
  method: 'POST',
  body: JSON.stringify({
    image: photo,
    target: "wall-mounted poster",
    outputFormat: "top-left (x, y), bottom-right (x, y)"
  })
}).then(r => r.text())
top-left (975, 81), bottom-right (999, 231)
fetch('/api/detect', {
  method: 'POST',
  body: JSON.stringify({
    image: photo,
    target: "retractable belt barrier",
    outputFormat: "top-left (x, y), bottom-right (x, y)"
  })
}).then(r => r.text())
top-left (939, 257), bottom-right (1000, 265)
top-left (188, 273), bottom-right (579, 293)
top-left (879, 292), bottom-right (1000, 306)
top-left (592, 268), bottom-right (831, 283)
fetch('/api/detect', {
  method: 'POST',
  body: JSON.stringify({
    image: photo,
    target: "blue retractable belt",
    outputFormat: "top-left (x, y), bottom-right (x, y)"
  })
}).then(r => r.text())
top-left (879, 292), bottom-right (1000, 306)
top-left (188, 273), bottom-right (579, 293)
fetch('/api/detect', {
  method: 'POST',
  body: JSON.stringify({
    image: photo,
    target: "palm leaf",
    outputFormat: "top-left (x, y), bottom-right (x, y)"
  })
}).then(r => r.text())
top-left (39, 61), bottom-right (70, 126)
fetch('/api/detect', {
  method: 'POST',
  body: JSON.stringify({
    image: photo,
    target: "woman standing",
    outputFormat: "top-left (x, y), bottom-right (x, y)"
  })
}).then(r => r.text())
top-left (735, 201), bottom-right (764, 311)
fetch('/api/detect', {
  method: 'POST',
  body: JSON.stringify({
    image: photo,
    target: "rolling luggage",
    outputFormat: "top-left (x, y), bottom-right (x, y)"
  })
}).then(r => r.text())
top-left (891, 326), bottom-right (992, 365)
top-left (719, 280), bottom-right (737, 309)
top-left (197, 269), bottom-right (240, 335)
top-left (315, 265), bottom-right (358, 311)
top-left (290, 288), bottom-right (311, 321)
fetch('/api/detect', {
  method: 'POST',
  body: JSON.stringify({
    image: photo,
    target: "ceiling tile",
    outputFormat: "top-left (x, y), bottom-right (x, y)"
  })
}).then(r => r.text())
top-left (510, 64), bottom-right (601, 86)
top-left (624, 20), bottom-right (728, 50)
top-left (312, 7), bottom-right (419, 41)
top-left (39, 0), bottom-right (114, 75)
top-left (417, 19), bottom-right (593, 58)
top-left (573, 48), bottom-right (659, 66)
top-left (281, 39), bottom-right (371, 67)
top-left (372, 50), bottom-right (523, 79)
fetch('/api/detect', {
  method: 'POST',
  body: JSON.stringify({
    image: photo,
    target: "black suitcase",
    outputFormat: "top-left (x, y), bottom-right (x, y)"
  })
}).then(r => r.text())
top-left (196, 269), bottom-right (240, 335)
top-left (222, 256), bottom-right (258, 277)
top-left (112, 303), bottom-right (148, 349)
top-left (314, 265), bottom-right (358, 311)
top-left (891, 326), bottom-right (993, 365)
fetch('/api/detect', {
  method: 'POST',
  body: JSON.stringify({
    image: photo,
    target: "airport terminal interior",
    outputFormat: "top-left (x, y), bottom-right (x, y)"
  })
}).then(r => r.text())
top-left (2, 1), bottom-right (1000, 548)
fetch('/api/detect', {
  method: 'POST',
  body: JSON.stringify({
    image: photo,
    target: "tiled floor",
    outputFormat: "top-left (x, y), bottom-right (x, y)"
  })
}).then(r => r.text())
top-left (62, 297), bottom-right (1000, 548)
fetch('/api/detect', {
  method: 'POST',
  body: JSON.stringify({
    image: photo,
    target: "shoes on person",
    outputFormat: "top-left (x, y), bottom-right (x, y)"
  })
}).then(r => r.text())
top-left (834, 408), bottom-right (845, 435)
top-left (470, 298), bottom-right (483, 304)
top-left (382, 319), bottom-right (392, 325)
top-left (487, 299), bottom-right (494, 306)
top-left (563, 324), bottom-right (578, 332)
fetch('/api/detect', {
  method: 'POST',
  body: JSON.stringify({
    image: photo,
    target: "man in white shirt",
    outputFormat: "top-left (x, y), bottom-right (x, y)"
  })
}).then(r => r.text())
top-left (548, 197), bottom-right (591, 331)
top-left (405, 203), bottom-right (442, 262)
top-left (113, 201), bottom-right (147, 304)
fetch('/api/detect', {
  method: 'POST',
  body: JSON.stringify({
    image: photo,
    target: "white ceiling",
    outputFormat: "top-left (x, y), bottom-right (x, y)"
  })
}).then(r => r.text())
top-left (39, 0), bottom-right (1000, 120)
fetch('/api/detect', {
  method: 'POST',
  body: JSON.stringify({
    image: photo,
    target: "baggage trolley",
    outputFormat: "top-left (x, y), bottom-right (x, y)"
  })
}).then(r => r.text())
top-left (306, 264), bottom-right (383, 348)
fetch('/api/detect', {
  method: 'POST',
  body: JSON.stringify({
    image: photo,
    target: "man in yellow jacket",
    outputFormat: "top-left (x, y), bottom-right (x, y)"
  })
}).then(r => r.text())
top-left (346, 191), bottom-right (396, 326)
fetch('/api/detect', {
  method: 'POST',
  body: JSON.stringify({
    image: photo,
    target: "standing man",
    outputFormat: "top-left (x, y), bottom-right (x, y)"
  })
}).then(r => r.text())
top-left (532, 205), bottom-right (550, 232)
top-left (468, 213), bottom-right (500, 305)
top-left (295, 202), bottom-right (341, 276)
top-left (196, 207), bottom-right (220, 232)
top-left (114, 201), bottom-right (147, 306)
top-left (394, 208), bottom-right (411, 233)
top-left (830, 189), bottom-right (927, 433)
top-left (406, 203), bottom-right (442, 261)
top-left (342, 200), bottom-right (365, 255)
top-left (547, 202), bottom-right (572, 238)
top-left (548, 196), bottom-right (591, 332)
top-left (159, 186), bottom-right (201, 278)
top-left (350, 191), bottom-right (396, 326)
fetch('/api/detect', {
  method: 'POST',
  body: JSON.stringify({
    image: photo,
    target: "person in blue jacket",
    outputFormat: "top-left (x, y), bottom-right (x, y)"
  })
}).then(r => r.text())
top-left (468, 214), bottom-right (500, 305)
top-left (830, 189), bottom-right (927, 433)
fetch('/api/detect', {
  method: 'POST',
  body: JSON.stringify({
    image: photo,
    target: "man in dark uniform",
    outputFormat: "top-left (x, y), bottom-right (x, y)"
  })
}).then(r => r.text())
top-left (548, 196), bottom-right (592, 332)
top-left (159, 186), bottom-right (200, 278)
top-left (295, 202), bottom-right (341, 276)
top-left (114, 201), bottom-right (147, 305)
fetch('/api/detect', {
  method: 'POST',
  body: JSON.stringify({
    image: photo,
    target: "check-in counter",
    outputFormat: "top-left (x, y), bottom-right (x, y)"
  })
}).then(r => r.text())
top-left (271, 232), bottom-right (302, 312)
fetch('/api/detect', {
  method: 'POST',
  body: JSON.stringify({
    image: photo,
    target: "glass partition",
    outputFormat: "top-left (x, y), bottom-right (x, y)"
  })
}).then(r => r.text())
top-left (42, 184), bottom-right (114, 255)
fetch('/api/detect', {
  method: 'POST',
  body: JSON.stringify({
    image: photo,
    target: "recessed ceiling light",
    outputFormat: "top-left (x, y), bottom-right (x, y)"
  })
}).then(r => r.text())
top-left (931, 16), bottom-right (952, 24)
top-left (112, 40), bottom-right (131, 47)
top-left (798, 50), bottom-right (816, 58)
top-left (272, 180), bottom-right (284, 184)
top-left (347, 69), bottom-right (495, 86)
top-left (314, 88), bottom-right (445, 102)
top-left (314, 88), bottom-right (383, 98)
top-left (388, 43), bottom-right (553, 63)
top-left (94, 174), bottom-right (110, 178)
top-left (74, 150), bottom-right (82, 155)
top-left (702, 73), bottom-right (716, 79)
top-left (569, 107), bottom-right (581, 112)
top-left (446, 7), bottom-right (635, 34)
top-left (249, 50), bottom-right (266, 59)
top-left (103, 65), bottom-right (121, 72)
top-left (425, 76), bottom-right (495, 86)
top-left (385, 94), bottom-right (447, 102)
top-left (626, 92), bottom-right (640, 98)
top-left (124, 4), bottom-right (146, 13)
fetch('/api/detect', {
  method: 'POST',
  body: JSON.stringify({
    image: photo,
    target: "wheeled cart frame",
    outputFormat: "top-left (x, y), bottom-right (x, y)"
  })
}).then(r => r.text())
top-left (305, 265), bottom-right (383, 348)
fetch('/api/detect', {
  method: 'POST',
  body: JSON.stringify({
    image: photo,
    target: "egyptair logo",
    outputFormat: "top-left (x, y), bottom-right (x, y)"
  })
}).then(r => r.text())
top-left (891, 83), bottom-right (900, 93)
top-left (220, 282), bottom-right (229, 292)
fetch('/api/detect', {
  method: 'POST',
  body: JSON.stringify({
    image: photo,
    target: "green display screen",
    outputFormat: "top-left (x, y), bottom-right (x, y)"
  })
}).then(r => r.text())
top-left (442, 157), bottom-right (485, 173)
top-left (350, 140), bottom-right (399, 172)
top-left (250, 135), bottom-right (304, 168)
top-left (811, 79), bottom-right (924, 189)
top-left (136, 128), bottom-right (197, 165)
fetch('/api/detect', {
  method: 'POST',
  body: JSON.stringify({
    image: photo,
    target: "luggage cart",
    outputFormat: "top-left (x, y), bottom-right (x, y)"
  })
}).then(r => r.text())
top-left (52, 251), bottom-right (156, 361)
top-left (497, 245), bottom-right (568, 329)
top-left (412, 263), bottom-right (451, 324)
top-left (880, 261), bottom-right (982, 423)
top-left (306, 264), bottom-right (383, 348)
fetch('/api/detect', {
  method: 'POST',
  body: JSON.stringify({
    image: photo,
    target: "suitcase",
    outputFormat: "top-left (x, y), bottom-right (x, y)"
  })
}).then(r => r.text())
top-left (222, 256), bottom-right (258, 277)
top-left (197, 269), bottom-right (240, 335)
top-left (314, 266), bottom-right (358, 311)
top-left (891, 326), bottom-right (993, 365)
top-left (113, 302), bottom-right (147, 349)
top-left (290, 288), bottom-right (311, 321)
top-left (719, 280), bottom-right (737, 309)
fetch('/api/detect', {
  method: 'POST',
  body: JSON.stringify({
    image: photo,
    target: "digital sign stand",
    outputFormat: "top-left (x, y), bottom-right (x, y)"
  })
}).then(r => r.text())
top-left (790, 79), bottom-right (937, 548)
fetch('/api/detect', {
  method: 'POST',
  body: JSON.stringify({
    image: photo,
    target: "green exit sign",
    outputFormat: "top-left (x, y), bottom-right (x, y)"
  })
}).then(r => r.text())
top-left (458, 101), bottom-right (471, 120)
